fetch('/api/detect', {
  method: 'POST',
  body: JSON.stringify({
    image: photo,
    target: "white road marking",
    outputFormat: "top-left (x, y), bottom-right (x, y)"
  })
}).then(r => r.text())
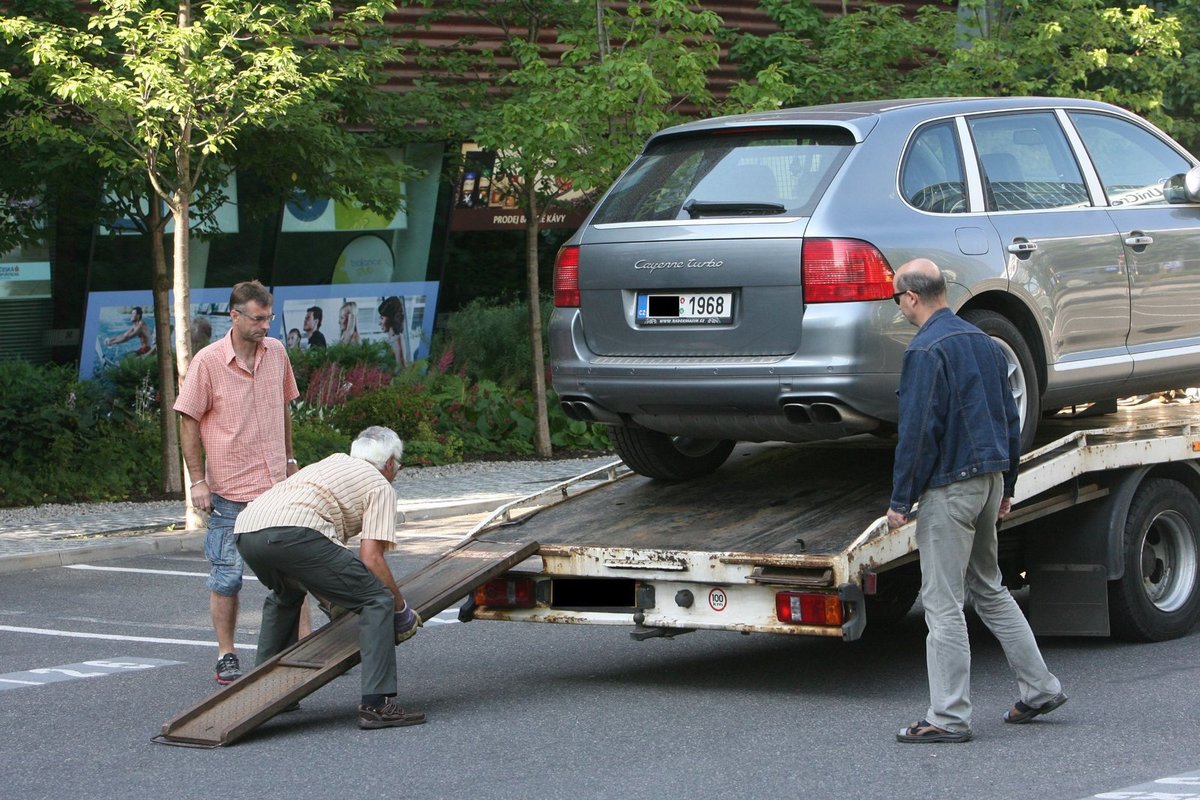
top-left (0, 624), bottom-right (257, 650)
top-left (0, 657), bottom-right (183, 692)
top-left (64, 564), bottom-right (258, 581)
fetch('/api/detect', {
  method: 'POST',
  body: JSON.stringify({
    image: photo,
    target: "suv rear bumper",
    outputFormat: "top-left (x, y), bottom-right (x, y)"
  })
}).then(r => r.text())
top-left (550, 308), bottom-right (902, 441)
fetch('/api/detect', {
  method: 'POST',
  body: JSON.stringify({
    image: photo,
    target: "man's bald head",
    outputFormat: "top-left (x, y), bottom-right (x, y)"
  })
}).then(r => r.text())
top-left (894, 258), bottom-right (948, 326)
top-left (894, 258), bottom-right (946, 298)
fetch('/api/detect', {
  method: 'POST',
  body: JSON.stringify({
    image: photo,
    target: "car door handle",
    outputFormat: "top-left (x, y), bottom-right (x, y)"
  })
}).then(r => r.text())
top-left (1124, 234), bottom-right (1154, 247)
top-left (1007, 241), bottom-right (1038, 254)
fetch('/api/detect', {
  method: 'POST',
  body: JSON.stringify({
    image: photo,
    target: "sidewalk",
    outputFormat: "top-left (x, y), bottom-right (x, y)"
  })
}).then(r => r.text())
top-left (0, 455), bottom-right (619, 574)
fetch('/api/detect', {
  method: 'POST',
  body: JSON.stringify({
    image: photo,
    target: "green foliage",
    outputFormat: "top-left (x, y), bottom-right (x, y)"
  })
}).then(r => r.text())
top-left (726, 0), bottom-right (1200, 148)
top-left (0, 360), bottom-right (160, 506)
top-left (94, 353), bottom-right (160, 419)
top-left (291, 418), bottom-right (351, 467)
top-left (433, 295), bottom-right (551, 389)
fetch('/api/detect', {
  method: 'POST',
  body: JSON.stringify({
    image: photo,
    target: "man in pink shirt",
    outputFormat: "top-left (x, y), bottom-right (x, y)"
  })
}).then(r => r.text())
top-left (175, 280), bottom-right (301, 686)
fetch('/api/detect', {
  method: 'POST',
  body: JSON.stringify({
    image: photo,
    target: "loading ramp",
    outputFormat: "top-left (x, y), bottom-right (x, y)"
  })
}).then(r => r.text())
top-left (154, 537), bottom-right (539, 747)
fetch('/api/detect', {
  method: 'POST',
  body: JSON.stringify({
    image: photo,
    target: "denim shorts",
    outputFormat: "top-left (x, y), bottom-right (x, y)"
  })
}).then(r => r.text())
top-left (205, 494), bottom-right (247, 596)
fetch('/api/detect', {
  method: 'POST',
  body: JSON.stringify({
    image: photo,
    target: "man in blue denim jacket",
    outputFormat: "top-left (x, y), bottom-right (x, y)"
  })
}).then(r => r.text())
top-left (887, 258), bottom-right (1066, 744)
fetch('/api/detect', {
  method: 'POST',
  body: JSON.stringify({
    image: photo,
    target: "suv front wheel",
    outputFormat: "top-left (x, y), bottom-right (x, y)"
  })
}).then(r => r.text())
top-left (611, 426), bottom-right (735, 481)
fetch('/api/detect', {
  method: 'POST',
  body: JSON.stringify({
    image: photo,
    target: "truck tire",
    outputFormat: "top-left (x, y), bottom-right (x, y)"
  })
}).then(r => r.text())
top-left (960, 309), bottom-right (1040, 455)
top-left (611, 426), bottom-right (735, 481)
top-left (1107, 478), bottom-right (1200, 642)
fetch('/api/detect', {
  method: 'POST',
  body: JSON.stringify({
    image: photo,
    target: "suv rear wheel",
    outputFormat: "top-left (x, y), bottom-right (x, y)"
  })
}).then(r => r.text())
top-left (961, 309), bottom-right (1041, 454)
top-left (611, 426), bottom-right (735, 481)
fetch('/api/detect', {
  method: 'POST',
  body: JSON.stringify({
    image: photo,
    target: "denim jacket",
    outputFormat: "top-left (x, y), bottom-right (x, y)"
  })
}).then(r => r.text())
top-left (889, 307), bottom-right (1021, 514)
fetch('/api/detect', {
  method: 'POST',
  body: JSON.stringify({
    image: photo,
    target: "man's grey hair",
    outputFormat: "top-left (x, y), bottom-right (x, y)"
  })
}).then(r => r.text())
top-left (894, 267), bottom-right (947, 298)
top-left (350, 426), bottom-right (404, 470)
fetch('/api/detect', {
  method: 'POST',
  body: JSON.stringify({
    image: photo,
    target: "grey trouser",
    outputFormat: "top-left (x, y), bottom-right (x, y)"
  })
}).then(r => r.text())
top-left (237, 526), bottom-right (396, 696)
top-left (916, 473), bottom-right (1062, 732)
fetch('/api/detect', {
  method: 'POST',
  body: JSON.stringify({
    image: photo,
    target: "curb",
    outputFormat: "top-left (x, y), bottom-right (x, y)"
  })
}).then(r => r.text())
top-left (0, 496), bottom-right (514, 575)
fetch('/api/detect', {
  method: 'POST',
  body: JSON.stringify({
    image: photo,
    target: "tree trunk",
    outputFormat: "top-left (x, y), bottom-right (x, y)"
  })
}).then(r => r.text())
top-left (148, 197), bottom-right (182, 496)
top-left (524, 183), bottom-right (552, 458)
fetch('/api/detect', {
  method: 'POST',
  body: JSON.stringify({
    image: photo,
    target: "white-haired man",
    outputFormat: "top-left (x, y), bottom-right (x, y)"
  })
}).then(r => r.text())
top-left (234, 426), bottom-right (424, 729)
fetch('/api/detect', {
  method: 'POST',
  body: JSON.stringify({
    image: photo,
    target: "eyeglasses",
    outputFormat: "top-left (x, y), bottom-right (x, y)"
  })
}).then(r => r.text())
top-left (892, 290), bottom-right (910, 305)
top-left (235, 308), bottom-right (276, 323)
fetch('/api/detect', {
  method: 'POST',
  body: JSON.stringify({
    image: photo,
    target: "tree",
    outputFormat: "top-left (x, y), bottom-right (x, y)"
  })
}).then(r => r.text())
top-left (728, 0), bottom-right (1199, 145)
top-left (0, 0), bottom-right (415, 523)
top-left (441, 0), bottom-right (724, 456)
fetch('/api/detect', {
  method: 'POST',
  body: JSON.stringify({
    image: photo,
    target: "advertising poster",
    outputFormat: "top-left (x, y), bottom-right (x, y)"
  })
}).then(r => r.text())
top-left (79, 288), bottom-right (249, 379)
top-left (272, 282), bottom-right (439, 368)
top-left (448, 143), bottom-right (591, 231)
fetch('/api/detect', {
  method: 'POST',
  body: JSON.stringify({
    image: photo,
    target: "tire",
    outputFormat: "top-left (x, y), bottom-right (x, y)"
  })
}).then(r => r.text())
top-left (610, 426), bottom-right (735, 481)
top-left (1108, 478), bottom-right (1200, 642)
top-left (960, 309), bottom-right (1041, 455)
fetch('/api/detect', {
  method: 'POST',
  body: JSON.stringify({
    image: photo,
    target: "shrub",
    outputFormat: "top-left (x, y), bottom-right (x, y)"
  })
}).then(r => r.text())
top-left (434, 295), bottom-right (551, 388)
top-left (289, 340), bottom-right (394, 396)
top-left (0, 361), bottom-right (161, 507)
top-left (292, 418), bottom-right (351, 466)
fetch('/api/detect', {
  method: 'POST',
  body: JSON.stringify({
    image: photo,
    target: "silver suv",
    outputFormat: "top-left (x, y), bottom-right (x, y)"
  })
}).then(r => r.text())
top-left (550, 97), bottom-right (1200, 480)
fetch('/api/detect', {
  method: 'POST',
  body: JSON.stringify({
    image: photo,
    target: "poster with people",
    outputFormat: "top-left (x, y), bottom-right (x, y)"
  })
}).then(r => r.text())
top-left (79, 288), bottom-right (251, 378)
top-left (273, 282), bottom-right (439, 368)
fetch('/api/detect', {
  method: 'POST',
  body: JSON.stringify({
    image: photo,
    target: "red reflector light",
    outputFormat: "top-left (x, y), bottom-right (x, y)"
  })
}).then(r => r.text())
top-left (775, 591), bottom-right (844, 626)
top-left (473, 577), bottom-right (536, 609)
top-left (554, 245), bottom-right (580, 308)
top-left (802, 238), bottom-right (894, 303)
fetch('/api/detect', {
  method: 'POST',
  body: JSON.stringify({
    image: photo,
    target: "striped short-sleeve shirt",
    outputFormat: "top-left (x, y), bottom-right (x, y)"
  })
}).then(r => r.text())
top-left (174, 330), bottom-right (299, 502)
top-left (233, 453), bottom-right (398, 549)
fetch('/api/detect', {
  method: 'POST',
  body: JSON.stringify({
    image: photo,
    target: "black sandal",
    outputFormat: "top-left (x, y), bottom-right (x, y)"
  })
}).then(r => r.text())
top-left (1004, 692), bottom-right (1068, 724)
top-left (896, 719), bottom-right (972, 743)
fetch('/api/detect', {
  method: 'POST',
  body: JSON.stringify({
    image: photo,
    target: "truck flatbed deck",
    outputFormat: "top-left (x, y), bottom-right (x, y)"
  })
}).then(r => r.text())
top-left (468, 403), bottom-right (1200, 642)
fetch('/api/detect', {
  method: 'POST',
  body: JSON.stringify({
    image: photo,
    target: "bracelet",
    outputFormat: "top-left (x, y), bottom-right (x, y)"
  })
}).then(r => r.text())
top-left (190, 478), bottom-right (207, 489)
top-left (286, 458), bottom-right (298, 465)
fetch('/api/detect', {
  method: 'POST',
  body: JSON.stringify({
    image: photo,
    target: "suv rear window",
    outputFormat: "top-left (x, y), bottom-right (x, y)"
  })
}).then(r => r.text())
top-left (591, 128), bottom-right (854, 224)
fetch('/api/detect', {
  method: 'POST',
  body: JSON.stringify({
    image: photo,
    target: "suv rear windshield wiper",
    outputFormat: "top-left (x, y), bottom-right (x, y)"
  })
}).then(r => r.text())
top-left (681, 200), bottom-right (788, 219)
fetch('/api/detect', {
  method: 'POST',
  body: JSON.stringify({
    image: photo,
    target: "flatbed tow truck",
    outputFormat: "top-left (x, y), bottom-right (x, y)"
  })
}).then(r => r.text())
top-left (157, 402), bottom-right (1200, 746)
top-left (464, 402), bottom-right (1200, 644)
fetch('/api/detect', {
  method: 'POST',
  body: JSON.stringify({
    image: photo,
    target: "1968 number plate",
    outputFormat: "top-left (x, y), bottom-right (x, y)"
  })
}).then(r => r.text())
top-left (636, 292), bottom-right (733, 325)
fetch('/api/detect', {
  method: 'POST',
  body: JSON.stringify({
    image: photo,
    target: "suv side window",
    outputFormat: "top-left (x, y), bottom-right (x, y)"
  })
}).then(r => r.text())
top-left (901, 121), bottom-right (966, 213)
top-left (967, 112), bottom-right (1089, 212)
top-left (1068, 112), bottom-right (1193, 207)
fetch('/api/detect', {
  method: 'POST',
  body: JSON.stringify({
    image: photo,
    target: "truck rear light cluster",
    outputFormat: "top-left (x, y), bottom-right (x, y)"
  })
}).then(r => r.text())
top-left (775, 591), bottom-right (844, 626)
top-left (474, 577), bottom-right (536, 609)
top-left (801, 238), bottom-right (894, 303)
top-left (553, 245), bottom-right (581, 308)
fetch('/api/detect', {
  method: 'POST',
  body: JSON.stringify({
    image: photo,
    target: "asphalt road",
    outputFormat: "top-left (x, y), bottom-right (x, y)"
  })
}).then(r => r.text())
top-left (3, 514), bottom-right (1199, 800)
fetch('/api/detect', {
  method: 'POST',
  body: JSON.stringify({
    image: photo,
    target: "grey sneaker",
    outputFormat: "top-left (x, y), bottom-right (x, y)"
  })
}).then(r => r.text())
top-left (358, 700), bottom-right (427, 730)
top-left (215, 652), bottom-right (242, 685)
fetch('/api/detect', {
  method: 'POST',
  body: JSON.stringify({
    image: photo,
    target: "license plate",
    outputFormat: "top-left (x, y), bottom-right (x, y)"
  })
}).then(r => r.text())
top-left (636, 292), bottom-right (733, 325)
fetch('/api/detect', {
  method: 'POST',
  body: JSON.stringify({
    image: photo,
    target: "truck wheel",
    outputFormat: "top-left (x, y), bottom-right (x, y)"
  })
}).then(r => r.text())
top-left (1108, 478), bottom-right (1200, 642)
top-left (961, 309), bottom-right (1040, 454)
top-left (611, 426), bottom-right (735, 481)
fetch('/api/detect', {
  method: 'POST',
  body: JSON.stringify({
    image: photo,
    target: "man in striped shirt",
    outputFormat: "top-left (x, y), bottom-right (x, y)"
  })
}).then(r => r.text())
top-left (235, 426), bottom-right (425, 730)
top-left (175, 280), bottom-right (303, 687)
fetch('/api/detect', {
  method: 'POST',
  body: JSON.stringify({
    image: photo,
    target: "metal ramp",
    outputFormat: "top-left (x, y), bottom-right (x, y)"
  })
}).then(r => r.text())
top-left (154, 538), bottom-right (538, 747)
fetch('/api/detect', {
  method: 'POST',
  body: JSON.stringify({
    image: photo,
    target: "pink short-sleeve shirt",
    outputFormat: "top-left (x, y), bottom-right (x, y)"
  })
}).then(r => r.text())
top-left (174, 330), bottom-right (300, 502)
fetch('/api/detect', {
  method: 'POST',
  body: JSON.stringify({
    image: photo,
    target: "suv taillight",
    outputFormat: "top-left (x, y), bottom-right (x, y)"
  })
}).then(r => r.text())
top-left (554, 245), bottom-right (580, 308)
top-left (802, 238), bottom-right (894, 303)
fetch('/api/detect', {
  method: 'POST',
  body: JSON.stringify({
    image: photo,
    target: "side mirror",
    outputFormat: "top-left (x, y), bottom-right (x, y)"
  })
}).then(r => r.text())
top-left (1164, 165), bottom-right (1200, 204)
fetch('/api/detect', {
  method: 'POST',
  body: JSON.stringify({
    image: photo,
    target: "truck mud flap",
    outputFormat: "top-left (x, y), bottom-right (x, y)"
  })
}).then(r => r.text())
top-left (153, 539), bottom-right (538, 747)
top-left (839, 583), bottom-right (866, 641)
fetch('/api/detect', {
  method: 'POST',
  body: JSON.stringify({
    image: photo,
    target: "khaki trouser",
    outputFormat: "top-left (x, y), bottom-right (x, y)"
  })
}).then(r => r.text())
top-left (916, 473), bottom-right (1062, 732)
